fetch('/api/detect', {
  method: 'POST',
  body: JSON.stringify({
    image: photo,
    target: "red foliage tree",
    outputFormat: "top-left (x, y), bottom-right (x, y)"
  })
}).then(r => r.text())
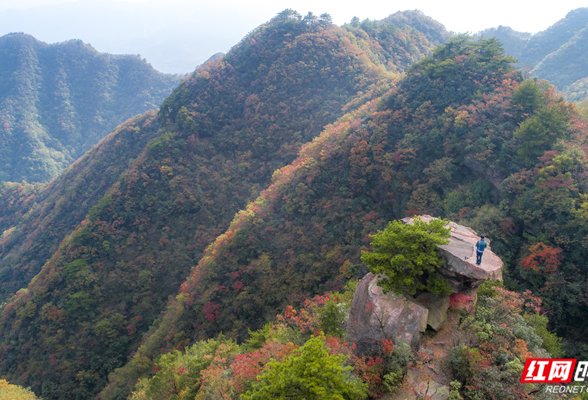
top-left (202, 301), bottom-right (221, 322)
top-left (520, 242), bottom-right (563, 273)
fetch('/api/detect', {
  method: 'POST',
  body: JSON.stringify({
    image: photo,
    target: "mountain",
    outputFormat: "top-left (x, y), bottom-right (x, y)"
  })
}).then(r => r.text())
top-left (478, 7), bottom-right (588, 101)
top-left (0, 11), bottom-right (451, 400)
top-left (0, 112), bottom-right (162, 300)
top-left (102, 35), bottom-right (588, 398)
top-left (344, 10), bottom-right (450, 73)
top-left (0, 33), bottom-right (181, 183)
top-left (2, 11), bottom-right (584, 400)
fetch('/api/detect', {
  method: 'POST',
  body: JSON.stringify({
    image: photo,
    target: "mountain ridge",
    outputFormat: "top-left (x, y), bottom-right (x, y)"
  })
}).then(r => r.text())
top-left (0, 32), bottom-right (181, 183)
top-left (478, 7), bottom-right (588, 101)
top-left (0, 12), bottom-right (452, 399)
top-left (102, 35), bottom-right (588, 399)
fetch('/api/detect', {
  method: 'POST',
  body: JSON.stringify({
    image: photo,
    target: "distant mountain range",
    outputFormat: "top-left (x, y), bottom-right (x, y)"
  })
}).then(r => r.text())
top-left (478, 7), bottom-right (588, 101)
top-left (0, 33), bottom-right (181, 183)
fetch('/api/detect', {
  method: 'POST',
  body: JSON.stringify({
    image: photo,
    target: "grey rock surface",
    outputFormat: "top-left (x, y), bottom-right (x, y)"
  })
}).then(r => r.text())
top-left (401, 215), bottom-right (503, 291)
top-left (415, 292), bottom-right (450, 331)
top-left (406, 370), bottom-right (450, 400)
top-left (464, 156), bottom-right (505, 189)
top-left (347, 273), bottom-right (428, 349)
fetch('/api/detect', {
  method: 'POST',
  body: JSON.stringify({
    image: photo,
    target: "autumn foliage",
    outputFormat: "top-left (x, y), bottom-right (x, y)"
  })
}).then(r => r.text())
top-left (0, 10), bottom-right (450, 400)
top-left (1, 11), bottom-right (587, 400)
top-left (520, 242), bottom-right (563, 272)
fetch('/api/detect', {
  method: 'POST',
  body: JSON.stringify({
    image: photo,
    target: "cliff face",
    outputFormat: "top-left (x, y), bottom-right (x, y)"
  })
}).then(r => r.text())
top-left (347, 273), bottom-right (429, 351)
top-left (347, 217), bottom-right (508, 399)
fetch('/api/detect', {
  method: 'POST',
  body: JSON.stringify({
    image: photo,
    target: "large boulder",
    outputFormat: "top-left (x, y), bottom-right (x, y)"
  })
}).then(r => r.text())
top-left (415, 292), bottom-right (450, 331)
top-left (347, 273), bottom-right (428, 350)
top-left (348, 217), bottom-right (503, 351)
top-left (401, 215), bottom-right (503, 292)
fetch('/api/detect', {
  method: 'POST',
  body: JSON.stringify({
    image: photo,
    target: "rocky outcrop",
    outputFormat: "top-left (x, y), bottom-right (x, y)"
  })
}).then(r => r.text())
top-left (347, 273), bottom-right (428, 350)
top-left (402, 215), bottom-right (503, 292)
top-left (347, 216), bottom-right (503, 350)
top-left (415, 292), bottom-right (450, 331)
top-left (464, 156), bottom-right (505, 190)
top-left (386, 312), bottom-right (461, 400)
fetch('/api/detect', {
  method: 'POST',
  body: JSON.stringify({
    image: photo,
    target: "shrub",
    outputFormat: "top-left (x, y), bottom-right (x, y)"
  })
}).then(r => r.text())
top-left (361, 216), bottom-right (451, 295)
top-left (242, 333), bottom-right (368, 400)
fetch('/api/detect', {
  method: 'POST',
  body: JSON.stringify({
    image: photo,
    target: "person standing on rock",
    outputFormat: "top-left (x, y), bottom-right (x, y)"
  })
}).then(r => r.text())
top-left (476, 235), bottom-right (487, 265)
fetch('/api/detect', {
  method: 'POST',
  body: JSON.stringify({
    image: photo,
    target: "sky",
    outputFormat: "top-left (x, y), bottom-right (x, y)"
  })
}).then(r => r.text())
top-left (0, 0), bottom-right (585, 74)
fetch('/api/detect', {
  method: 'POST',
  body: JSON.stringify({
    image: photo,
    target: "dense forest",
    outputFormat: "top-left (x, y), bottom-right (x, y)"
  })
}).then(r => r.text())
top-left (0, 112), bottom-right (163, 300)
top-left (0, 10), bottom-right (451, 400)
top-left (99, 33), bottom-right (588, 399)
top-left (3, 7), bottom-right (588, 400)
top-left (126, 281), bottom-right (557, 399)
top-left (0, 33), bottom-right (181, 182)
top-left (479, 7), bottom-right (588, 102)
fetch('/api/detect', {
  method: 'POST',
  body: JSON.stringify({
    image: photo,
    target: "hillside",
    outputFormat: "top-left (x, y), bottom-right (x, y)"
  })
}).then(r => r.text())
top-left (478, 7), bottom-right (588, 101)
top-left (0, 11), bottom-right (451, 400)
top-left (0, 112), bottom-right (162, 300)
top-left (100, 35), bottom-right (588, 398)
top-left (344, 10), bottom-right (451, 73)
top-left (0, 33), bottom-right (181, 183)
top-left (1, 12), bottom-right (583, 400)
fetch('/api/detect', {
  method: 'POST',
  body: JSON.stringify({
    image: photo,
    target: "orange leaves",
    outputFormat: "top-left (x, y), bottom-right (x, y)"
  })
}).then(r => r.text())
top-left (277, 303), bottom-right (317, 334)
top-left (391, 147), bottom-right (416, 165)
top-left (349, 140), bottom-right (370, 168)
top-left (231, 342), bottom-right (298, 393)
top-left (520, 242), bottom-right (563, 273)
top-left (514, 338), bottom-right (533, 363)
top-left (277, 294), bottom-right (340, 335)
top-left (492, 286), bottom-right (543, 314)
top-left (195, 344), bottom-right (237, 400)
top-left (454, 54), bottom-right (468, 65)
top-left (382, 339), bottom-right (394, 355)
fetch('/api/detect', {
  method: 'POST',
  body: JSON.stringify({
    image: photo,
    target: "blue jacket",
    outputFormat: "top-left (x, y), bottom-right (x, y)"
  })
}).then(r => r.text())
top-left (476, 239), bottom-right (487, 253)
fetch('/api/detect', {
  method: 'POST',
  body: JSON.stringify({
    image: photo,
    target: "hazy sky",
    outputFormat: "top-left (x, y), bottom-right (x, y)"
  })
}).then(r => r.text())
top-left (0, 0), bottom-right (585, 74)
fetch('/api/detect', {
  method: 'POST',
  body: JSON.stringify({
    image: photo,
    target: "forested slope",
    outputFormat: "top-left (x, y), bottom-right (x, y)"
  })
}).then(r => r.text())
top-left (0, 33), bottom-right (181, 182)
top-left (0, 111), bottom-right (161, 300)
top-left (344, 10), bottom-right (450, 73)
top-left (102, 35), bottom-right (588, 398)
top-left (479, 7), bottom-right (588, 101)
top-left (0, 11), bottom-right (451, 400)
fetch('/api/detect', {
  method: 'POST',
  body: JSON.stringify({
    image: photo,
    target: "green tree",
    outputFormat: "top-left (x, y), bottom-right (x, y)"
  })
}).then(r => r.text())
top-left (317, 299), bottom-right (346, 338)
top-left (361, 217), bottom-right (451, 295)
top-left (318, 13), bottom-right (333, 27)
top-left (511, 79), bottom-right (543, 115)
top-left (242, 333), bottom-right (368, 400)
